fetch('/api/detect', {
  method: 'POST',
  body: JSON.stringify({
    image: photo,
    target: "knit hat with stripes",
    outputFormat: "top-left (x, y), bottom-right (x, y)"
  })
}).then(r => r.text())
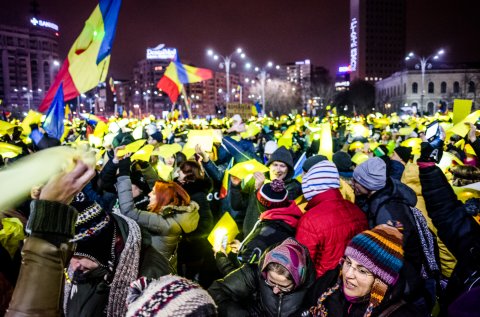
top-left (301, 161), bottom-right (340, 201)
top-left (345, 224), bottom-right (404, 314)
top-left (126, 275), bottom-right (217, 317)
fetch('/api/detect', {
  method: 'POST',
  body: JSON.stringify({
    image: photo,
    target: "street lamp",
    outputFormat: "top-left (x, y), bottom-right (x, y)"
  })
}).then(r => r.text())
top-left (248, 62), bottom-right (280, 115)
top-left (207, 47), bottom-right (246, 103)
top-left (405, 49), bottom-right (445, 114)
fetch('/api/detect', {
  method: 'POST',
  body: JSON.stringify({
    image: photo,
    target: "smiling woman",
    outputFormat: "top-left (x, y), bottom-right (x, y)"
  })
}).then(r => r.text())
top-left (310, 224), bottom-right (423, 317)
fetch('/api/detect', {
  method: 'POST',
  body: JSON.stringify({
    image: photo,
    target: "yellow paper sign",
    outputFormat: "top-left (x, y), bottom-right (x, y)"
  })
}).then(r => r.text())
top-left (116, 139), bottom-right (146, 157)
top-left (228, 159), bottom-right (269, 180)
top-left (319, 123), bottom-right (333, 160)
top-left (207, 212), bottom-right (240, 253)
top-left (187, 130), bottom-right (214, 152)
top-left (131, 144), bottom-right (154, 162)
top-left (448, 110), bottom-right (480, 137)
top-left (153, 144), bottom-right (182, 159)
top-left (452, 99), bottom-right (473, 125)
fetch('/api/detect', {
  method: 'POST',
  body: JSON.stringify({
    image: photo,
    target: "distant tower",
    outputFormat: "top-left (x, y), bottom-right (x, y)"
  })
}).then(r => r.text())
top-left (349, 0), bottom-right (406, 82)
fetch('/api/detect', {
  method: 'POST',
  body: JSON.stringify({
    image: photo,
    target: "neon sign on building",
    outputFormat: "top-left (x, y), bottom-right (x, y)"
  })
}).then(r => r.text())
top-left (30, 18), bottom-right (59, 32)
top-left (350, 18), bottom-right (358, 72)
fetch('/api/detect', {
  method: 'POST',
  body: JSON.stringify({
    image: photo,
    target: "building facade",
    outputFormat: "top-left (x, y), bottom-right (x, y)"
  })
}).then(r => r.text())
top-left (375, 64), bottom-right (480, 114)
top-left (350, 0), bottom-right (406, 82)
top-left (0, 22), bottom-right (60, 112)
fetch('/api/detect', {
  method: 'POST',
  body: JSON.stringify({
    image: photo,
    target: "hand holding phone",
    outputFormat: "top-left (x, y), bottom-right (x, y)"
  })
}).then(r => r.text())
top-left (425, 121), bottom-right (440, 143)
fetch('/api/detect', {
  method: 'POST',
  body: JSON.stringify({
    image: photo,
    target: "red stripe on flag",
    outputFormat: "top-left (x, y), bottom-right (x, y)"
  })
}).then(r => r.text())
top-left (38, 59), bottom-right (80, 112)
top-left (195, 68), bottom-right (213, 81)
top-left (157, 76), bottom-right (180, 103)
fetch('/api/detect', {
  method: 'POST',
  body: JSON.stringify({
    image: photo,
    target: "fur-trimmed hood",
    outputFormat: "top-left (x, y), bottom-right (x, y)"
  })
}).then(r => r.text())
top-left (161, 201), bottom-right (200, 234)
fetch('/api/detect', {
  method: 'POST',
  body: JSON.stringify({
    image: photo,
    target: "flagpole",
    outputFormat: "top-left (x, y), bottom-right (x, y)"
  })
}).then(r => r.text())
top-left (180, 85), bottom-right (193, 119)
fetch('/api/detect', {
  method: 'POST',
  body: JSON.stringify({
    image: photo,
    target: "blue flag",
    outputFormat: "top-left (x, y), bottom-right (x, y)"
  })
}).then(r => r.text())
top-left (43, 83), bottom-right (65, 140)
top-left (293, 152), bottom-right (307, 179)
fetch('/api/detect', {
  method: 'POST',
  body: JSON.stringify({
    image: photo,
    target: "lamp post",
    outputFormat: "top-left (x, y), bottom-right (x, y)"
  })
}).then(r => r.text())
top-left (247, 61), bottom-right (279, 116)
top-left (207, 48), bottom-right (246, 104)
top-left (405, 49), bottom-right (444, 115)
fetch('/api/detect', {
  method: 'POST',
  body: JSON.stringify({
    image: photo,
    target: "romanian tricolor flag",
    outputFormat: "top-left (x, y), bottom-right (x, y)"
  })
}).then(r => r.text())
top-left (39, 0), bottom-right (122, 112)
top-left (219, 157), bottom-right (234, 199)
top-left (157, 61), bottom-right (213, 103)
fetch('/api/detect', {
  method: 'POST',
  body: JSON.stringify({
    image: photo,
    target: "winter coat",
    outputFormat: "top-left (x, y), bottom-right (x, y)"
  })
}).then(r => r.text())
top-left (208, 241), bottom-right (316, 317)
top-left (296, 188), bottom-right (368, 278)
top-left (216, 201), bottom-right (303, 276)
top-left (309, 267), bottom-right (423, 317)
top-left (116, 175), bottom-right (200, 266)
top-left (6, 200), bottom-right (77, 317)
top-left (401, 162), bottom-right (456, 278)
top-left (359, 177), bottom-right (423, 300)
top-left (419, 164), bottom-right (480, 305)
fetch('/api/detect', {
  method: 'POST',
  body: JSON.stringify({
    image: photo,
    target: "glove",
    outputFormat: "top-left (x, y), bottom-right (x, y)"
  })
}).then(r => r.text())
top-left (118, 157), bottom-right (131, 177)
top-left (418, 140), bottom-right (444, 163)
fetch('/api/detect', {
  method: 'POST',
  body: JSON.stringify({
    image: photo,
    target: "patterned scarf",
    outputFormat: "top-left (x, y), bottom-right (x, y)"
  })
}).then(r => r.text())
top-left (64, 212), bottom-right (142, 317)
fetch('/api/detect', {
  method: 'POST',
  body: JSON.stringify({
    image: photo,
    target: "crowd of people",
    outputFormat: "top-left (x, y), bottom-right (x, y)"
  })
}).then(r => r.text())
top-left (0, 109), bottom-right (479, 316)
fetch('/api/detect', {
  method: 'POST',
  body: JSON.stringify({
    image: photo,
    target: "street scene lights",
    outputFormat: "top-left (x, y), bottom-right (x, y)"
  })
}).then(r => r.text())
top-left (405, 49), bottom-right (445, 114)
top-left (207, 47), bottom-right (246, 103)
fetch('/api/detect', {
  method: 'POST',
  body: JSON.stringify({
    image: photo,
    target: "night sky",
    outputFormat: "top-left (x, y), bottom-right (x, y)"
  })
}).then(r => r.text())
top-left (1, 0), bottom-right (479, 79)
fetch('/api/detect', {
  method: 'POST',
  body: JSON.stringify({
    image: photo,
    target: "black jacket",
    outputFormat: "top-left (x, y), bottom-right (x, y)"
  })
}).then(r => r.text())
top-left (208, 243), bottom-right (316, 317)
top-left (419, 164), bottom-right (480, 305)
top-left (359, 177), bottom-right (423, 299)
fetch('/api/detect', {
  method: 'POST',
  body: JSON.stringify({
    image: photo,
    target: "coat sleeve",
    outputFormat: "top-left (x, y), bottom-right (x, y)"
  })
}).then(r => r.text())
top-left (470, 138), bottom-right (480, 158)
top-left (6, 200), bottom-right (77, 317)
top-left (138, 162), bottom-right (159, 190)
top-left (189, 191), bottom-right (214, 239)
top-left (208, 265), bottom-right (258, 316)
top-left (99, 157), bottom-right (118, 193)
top-left (419, 165), bottom-right (480, 258)
top-left (116, 175), bottom-right (173, 235)
top-left (203, 160), bottom-right (224, 184)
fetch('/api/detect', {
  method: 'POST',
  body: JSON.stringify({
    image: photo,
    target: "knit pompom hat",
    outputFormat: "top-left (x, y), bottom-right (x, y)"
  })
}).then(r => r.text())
top-left (257, 179), bottom-right (289, 209)
top-left (301, 161), bottom-right (340, 201)
top-left (126, 275), bottom-right (217, 317)
top-left (311, 224), bottom-right (404, 317)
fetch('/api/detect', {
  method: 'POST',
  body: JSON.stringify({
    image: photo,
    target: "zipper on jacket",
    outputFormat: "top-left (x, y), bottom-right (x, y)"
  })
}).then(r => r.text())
top-left (277, 293), bottom-right (283, 317)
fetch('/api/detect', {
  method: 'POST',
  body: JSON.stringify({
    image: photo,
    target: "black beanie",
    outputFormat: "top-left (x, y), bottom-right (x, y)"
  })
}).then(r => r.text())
top-left (302, 155), bottom-right (328, 172)
top-left (333, 151), bottom-right (353, 172)
top-left (394, 146), bottom-right (412, 163)
top-left (150, 131), bottom-right (163, 143)
top-left (266, 146), bottom-right (294, 178)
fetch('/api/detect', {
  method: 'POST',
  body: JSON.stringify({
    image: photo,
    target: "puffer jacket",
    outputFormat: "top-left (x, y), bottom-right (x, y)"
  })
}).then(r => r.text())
top-left (296, 188), bottom-right (368, 278)
top-left (208, 240), bottom-right (316, 317)
top-left (401, 162), bottom-right (456, 278)
top-left (116, 175), bottom-right (199, 264)
top-left (360, 177), bottom-right (423, 299)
